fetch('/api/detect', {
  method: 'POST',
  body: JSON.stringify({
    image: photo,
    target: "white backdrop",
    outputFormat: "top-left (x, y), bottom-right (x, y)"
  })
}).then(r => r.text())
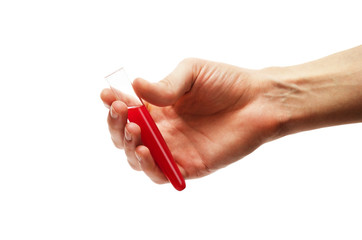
top-left (0, 0), bottom-right (361, 239)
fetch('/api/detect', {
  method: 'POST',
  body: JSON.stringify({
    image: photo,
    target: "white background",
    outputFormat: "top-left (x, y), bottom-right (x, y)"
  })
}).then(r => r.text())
top-left (0, 0), bottom-right (361, 239)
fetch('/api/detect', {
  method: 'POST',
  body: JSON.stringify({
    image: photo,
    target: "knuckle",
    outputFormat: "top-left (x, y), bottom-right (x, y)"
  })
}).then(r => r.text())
top-left (128, 161), bottom-right (141, 171)
top-left (180, 57), bottom-right (197, 66)
top-left (180, 57), bottom-right (204, 73)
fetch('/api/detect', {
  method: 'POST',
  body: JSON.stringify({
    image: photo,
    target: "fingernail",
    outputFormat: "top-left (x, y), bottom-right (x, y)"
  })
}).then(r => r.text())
top-left (110, 106), bottom-right (118, 119)
top-left (135, 151), bottom-right (141, 164)
top-left (124, 128), bottom-right (132, 141)
top-left (104, 103), bottom-right (110, 109)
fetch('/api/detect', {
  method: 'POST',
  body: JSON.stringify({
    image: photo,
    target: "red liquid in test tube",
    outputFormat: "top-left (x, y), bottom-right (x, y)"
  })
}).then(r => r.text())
top-left (128, 105), bottom-right (185, 191)
top-left (105, 68), bottom-right (186, 191)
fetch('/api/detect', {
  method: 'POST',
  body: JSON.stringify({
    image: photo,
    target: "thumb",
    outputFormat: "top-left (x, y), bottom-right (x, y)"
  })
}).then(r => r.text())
top-left (132, 58), bottom-right (203, 106)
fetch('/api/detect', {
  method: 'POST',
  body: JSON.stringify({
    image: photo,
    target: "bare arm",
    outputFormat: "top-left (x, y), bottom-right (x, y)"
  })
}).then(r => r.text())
top-left (263, 45), bottom-right (362, 137)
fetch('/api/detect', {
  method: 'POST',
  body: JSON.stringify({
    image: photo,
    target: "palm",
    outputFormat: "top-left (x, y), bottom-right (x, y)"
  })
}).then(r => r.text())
top-left (102, 59), bottom-right (281, 183)
top-left (146, 65), bottom-right (276, 179)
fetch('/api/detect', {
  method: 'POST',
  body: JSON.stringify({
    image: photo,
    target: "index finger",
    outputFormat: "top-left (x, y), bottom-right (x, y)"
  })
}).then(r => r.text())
top-left (100, 88), bottom-right (116, 106)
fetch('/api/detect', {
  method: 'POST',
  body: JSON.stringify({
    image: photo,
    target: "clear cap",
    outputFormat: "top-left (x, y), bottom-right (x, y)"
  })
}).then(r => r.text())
top-left (105, 67), bottom-right (143, 107)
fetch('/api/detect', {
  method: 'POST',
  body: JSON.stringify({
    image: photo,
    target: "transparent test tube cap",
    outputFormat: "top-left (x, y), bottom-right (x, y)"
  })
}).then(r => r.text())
top-left (105, 67), bottom-right (143, 108)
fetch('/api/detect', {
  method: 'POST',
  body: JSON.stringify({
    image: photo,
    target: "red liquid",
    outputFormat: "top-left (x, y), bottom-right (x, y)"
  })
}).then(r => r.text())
top-left (128, 105), bottom-right (186, 191)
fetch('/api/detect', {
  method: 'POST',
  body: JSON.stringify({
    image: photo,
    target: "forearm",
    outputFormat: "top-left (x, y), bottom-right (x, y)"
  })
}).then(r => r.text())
top-left (264, 45), bottom-right (362, 137)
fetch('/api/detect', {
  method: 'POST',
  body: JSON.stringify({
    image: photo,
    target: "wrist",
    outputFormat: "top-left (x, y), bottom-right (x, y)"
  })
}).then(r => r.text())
top-left (261, 59), bottom-right (362, 139)
top-left (256, 66), bottom-right (303, 139)
top-left (264, 65), bottom-right (321, 137)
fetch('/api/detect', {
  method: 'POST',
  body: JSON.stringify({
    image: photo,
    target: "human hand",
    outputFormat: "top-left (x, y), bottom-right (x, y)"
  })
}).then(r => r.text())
top-left (101, 46), bottom-right (362, 186)
top-left (100, 58), bottom-right (285, 184)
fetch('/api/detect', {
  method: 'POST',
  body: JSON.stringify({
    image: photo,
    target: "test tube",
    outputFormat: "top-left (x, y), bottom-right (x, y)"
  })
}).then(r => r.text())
top-left (105, 68), bottom-right (186, 191)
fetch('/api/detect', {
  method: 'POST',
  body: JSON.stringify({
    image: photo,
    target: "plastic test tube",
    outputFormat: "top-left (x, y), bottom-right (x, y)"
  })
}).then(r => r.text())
top-left (105, 68), bottom-right (186, 191)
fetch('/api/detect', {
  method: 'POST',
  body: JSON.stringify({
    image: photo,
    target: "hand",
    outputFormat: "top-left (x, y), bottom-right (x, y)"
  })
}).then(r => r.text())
top-left (100, 58), bottom-right (283, 184)
top-left (101, 46), bottom-right (362, 185)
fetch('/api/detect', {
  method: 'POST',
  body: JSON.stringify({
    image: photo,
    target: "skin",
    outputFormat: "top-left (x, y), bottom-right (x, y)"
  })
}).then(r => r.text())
top-left (100, 45), bottom-right (362, 185)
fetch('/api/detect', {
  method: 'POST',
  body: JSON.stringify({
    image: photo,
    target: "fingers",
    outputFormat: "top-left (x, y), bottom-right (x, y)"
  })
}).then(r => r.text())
top-left (123, 122), bottom-right (142, 171)
top-left (101, 81), bottom-right (182, 185)
top-left (132, 58), bottom-right (205, 106)
top-left (103, 99), bottom-right (178, 185)
top-left (119, 120), bottom-right (173, 183)
top-left (135, 145), bottom-right (169, 184)
top-left (104, 98), bottom-right (143, 172)
top-left (107, 100), bottom-right (128, 149)
top-left (100, 88), bottom-right (116, 107)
